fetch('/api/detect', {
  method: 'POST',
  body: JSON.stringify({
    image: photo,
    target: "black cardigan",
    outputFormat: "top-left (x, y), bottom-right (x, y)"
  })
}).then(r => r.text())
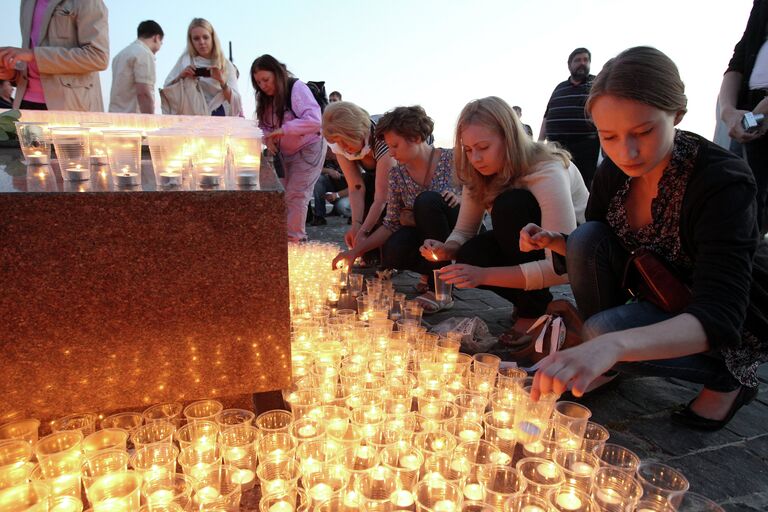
top-left (586, 132), bottom-right (768, 355)
top-left (726, 0), bottom-right (768, 111)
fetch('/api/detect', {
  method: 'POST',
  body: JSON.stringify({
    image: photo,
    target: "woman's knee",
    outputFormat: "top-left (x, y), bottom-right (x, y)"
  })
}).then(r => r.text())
top-left (490, 189), bottom-right (541, 228)
top-left (566, 221), bottom-right (615, 269)
top-left (413, 190), bottom-right (444, 216)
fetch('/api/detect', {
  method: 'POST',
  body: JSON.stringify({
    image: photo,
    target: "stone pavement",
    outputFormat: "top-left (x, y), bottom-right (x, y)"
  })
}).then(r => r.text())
top-left (307, 215), bottom-right (768, 511)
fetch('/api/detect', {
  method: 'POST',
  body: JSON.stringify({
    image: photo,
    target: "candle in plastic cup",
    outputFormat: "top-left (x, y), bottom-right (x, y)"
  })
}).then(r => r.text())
top-left (0, 481), bottom-right (50, 512)
top-left (141, 473), bottom-right (195, 511)
top-left (183, 400), bottom-right (224, 424)
top-left (635, 461), bottom-right (690, 507)
top-left (191, 465), bottom-right (243, 511)
top-left (100, 413), bottom-right (143, 435)
top-left (142, 403), bottom-right (183, 427)
top-left (433, 269), bottom-right (453, 303)
top-left (129, 443), bottom-right (178, 481)
top-left (0, 419), bottom-right (41, 446)
top-left (87, 471), bottom-right (142, 512)
top-left (82, 450), bottom-right (130, 498)
top-left (82, 429), bottom-right (128, 454)
top-left (130, 420), bottom-right (176, 452)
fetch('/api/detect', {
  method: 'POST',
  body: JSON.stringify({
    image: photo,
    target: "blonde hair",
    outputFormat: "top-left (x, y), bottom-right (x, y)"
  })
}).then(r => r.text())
top-left (455, 96), bottom-right (571, 206)
top-left (322, 101), bottom-right (371, 147)
top-left (186, 18), bottom-right (227, 80)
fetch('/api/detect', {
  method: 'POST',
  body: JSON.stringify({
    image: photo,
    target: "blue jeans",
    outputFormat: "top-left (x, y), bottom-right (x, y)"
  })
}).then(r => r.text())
top-left (569, 221), bottom-right (740, 392)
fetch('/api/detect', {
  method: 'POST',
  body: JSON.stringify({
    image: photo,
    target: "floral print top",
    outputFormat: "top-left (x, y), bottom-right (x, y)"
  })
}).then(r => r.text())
top-left (383, 148), bottom-right (458, 232)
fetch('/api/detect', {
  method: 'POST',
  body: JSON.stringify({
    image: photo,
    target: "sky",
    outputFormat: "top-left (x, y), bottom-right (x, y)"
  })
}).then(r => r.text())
top-left (0, 0), bottom-right (756, 147)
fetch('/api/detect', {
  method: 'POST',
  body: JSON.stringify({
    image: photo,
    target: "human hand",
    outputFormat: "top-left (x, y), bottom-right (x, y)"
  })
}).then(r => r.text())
top-left (265, 139), bottom-right (278, 155)
top-left (441, 190), bottom-right (460, 207)
top-left (531, 339), bottom-right (621, 399)
top-left (209, 66), bottom-right (225, 86)
top-left (722, 107), bottom-right (762, 143)
top-left (0, 66), bottom-right (16, 81)
top-left (325, 191), bottom-right (339, 203)
top-left (420, 239), bottom-right (456, 262)
top-left (519, 223), bottom-right (563, 252)
top-left (180, 65), bottom-right (196, 79)
top-left (327, 169), bottom-right (342, 180)
top-left (332, 250), bottom-right (356, 270)
top-left (399, 207), bottom-right (415, 227)
top-left (353, 228), bottom-right (369, 247)
top-left (344, 226), bottom-right (358, 249)
top-left (264, 129), bottom-right (284, 141)
top-left (0, 47), bottom-right (34, 69)
top-left (436, 263), bottom-right (486, 288)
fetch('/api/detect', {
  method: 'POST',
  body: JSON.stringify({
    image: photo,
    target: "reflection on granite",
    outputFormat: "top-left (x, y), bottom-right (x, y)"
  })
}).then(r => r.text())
top-left (0, 151), bottom-right (291, 421)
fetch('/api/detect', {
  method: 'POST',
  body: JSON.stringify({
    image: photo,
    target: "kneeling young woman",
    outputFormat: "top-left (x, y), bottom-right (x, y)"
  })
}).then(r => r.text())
top-left (332, 106), bottom-right (460, 304)
top-left (523, 47), bottom-right (768, 430)
top-left (421, 96), bottom-right (589, 318)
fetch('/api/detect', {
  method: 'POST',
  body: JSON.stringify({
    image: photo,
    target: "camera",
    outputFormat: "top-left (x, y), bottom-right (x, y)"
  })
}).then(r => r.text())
top-left (742, 112), bottom-right (765, 133)
top-left (194, 67), bottom-right (211, 78)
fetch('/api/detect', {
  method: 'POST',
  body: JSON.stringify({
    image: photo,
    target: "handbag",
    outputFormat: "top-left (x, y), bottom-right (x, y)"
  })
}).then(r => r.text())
top-left (622, 247), bottom-right (692, 313)
top-left (159, 78), bottom-right (208, 115)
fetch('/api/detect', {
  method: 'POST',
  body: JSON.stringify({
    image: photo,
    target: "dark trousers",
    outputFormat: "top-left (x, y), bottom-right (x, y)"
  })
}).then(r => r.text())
top-left (551, 135), bottom-right (600, 190)
top-left (19, 100), bottom-right (47, 110)
top-left (745, 134), bottom-right (768, 234)
top-left (312, 173), bottom-right (347, 218)
top-left (568, 221), bottom-right (740, 391)
top-left (455, 189), bottom-right (552, 317)
top-left (381, 191), bottom-right (459, 277)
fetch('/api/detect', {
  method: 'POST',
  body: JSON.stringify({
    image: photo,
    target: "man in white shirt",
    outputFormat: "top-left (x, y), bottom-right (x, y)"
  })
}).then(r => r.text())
top-left (109, 20), bottom-right (163, 114)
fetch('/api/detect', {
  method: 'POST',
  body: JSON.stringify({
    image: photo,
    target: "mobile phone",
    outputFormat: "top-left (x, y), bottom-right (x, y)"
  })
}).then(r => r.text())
top-left (742, 112), bottom-right (765, 133)
top-left (194, 67), bottom-right (211, 78)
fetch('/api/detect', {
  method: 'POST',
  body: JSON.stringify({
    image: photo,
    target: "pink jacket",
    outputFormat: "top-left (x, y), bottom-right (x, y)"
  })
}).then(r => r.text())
top-left (258, 80), bottom-right (321, 156)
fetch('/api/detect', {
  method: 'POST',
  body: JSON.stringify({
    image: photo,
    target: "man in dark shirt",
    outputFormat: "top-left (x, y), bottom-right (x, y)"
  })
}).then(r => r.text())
top-left (539, 47), bottom-right (600, 189)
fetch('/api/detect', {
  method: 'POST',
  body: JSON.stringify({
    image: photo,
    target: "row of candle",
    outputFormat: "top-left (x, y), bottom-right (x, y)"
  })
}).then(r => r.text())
top-left (13, 121), bottom-right (262, 190)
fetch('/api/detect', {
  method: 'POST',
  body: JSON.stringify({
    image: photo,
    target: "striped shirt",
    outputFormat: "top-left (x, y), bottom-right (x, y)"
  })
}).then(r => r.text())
top-left (543, 76), bottom-right (597, 138)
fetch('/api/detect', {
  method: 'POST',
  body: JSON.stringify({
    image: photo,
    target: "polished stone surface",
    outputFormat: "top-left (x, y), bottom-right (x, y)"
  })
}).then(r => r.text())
top-left (0, 149), bottom-right (291, 421)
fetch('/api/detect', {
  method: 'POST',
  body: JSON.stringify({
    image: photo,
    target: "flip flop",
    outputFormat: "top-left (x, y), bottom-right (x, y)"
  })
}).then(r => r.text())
top-left (415, 291), bottom-right (454, 314)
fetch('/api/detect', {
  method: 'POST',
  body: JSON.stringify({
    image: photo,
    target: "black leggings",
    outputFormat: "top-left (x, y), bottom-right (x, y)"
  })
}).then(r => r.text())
top-left (381, 191), bottom-right (459, 277)
top-left (456, 188), bottom-right (552, 317)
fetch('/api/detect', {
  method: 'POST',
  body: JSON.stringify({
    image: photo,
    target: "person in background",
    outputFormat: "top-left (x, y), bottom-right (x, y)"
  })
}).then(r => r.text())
top-left (0, 80), bottom-right (14, 109)
top-left (524, 47), bottom-right (768, 431)
top-left (422, 96), bottom-right (588, 318)
top-left (539, 48), bottom-right (600, 189)
top-left (109, 20), bottom-right (163, 114)
top-left (333, 106), bottom-right (461, 312)
top-left (252, 54), bottom-right (326, 243)
top-left (513, 105), bottom-right (533, 137)
top-left (322, 101), bottom-right (397, 250)
top-left (0, 0), bottom-right (109, 111)
top-left (164, 18), bottom-right (241, 117)
top-left (329, 90), bottom-right (342, 103)
top-left (311, 146), bottom-right (348, 226)
top-left (719, 0), bottom-right (768, 234)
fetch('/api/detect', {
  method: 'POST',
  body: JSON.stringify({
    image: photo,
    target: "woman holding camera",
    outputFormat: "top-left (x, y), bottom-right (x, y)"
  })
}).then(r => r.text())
top-left (163, 18), bottom-right (241, 116)
top-left (523, 47), bottom-right (768, 430)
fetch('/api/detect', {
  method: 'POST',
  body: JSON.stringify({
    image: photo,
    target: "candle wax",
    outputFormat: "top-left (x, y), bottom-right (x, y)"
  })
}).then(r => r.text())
top-left (556, 492), bottom-right (582, 510)
top-left (459, 429), bottom-right (480, 442)
top-left (159, 173), bottom-right (182, 187)
top-left (595, 487), bottom-right (622, 505)
top-left (400, 454), bottom-right (420, 470)
top-left (536, 462), bottom-right (559, 479)
top-left (231, 468), bottom-right (255, 485)
top-left (521, 506), bottom-right (545, 512)
top-left (390, 489), bottom-right (414, 507)
top-left (297, 424), bottom-right (317, 438)
top-left (199, 173), bottom-right (220, 187)
top-left (196, 485), bottom-right (220, 503)
top-left (268, 501), bottom-right (294, 512)
top-left (309, 482), bottom-right (334, 503)
top-left (115, 172), bottom-right (139, 187)
top-left (463, 483), bottom-right (484, 501)
top-left (570, 461), bottom-right (594, 476)
top-left (498, 427), bottom-right (516, 441)
top-left (237, 172), bottom-right (259, 186)
top-left (65, 167), bottom-right (89, 181)
top-left (432, 499), bottom-right (457, 512)
top-left (149, 489), bottom-right (175, 504)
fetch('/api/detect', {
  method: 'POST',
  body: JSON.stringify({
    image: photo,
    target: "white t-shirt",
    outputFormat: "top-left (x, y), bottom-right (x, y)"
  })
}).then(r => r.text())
top-left (749, 40), bottom-right (768, 90)
top-left (446, 159), bottom-right (589, 291)
top-left (109, 40), bottom-right (156, 113)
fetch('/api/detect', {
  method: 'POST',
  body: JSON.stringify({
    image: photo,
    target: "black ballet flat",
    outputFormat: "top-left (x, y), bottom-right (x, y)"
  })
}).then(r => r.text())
top-left (670, 385), bottom-right (759, 431)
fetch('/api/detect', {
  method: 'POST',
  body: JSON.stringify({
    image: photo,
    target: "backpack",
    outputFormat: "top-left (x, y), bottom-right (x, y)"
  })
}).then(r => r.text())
top-left (287, 77), bottom-right (328, 115)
